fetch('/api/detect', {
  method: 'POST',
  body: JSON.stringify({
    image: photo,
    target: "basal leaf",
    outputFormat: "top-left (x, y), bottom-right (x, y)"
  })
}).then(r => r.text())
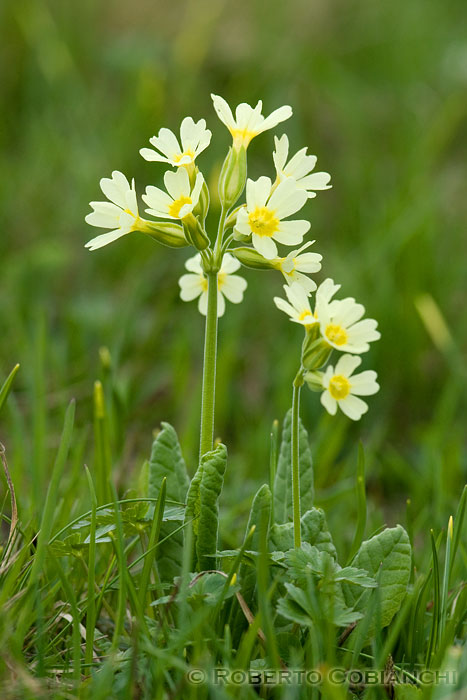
top-left (269, 508), bottom-right (336, 558)
top-left (195, 443), bottom-right (227, 572)
top-left (148, 422), bottom-right (189, 503)
top-left (343, 524), bottom-right (411, 634)
top-left (148, 422), bottom-right (189, 583)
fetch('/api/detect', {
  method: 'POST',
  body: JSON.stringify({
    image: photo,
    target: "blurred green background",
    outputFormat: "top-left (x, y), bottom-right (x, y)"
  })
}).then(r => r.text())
top-left (1, 0), bottom-right (466, 547)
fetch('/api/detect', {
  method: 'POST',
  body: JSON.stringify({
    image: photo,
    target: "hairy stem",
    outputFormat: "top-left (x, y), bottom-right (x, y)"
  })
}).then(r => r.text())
top-left (199, 271), bottom-right (218, 457)
top-left (292, 369), bottom-right (304, 548)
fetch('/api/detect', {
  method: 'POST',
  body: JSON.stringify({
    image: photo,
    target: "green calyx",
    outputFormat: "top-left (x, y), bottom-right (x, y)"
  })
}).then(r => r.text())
top-left (139, 220), bottom-right (189, 248)
top-left (301, 328), bottom-right (333, 370)
top-left (182, 214), bottom-right (210, 251)
top-left (232, 247), bottom-right (276, 270)
top-left (218, 146), bottom-right (247, 210)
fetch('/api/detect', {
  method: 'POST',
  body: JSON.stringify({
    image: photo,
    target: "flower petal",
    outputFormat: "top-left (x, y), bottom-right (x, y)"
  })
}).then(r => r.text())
top-left (252, 233), bottom-right (277, 259)
top-left (350, 371), bottom-right (380, 396)
top-left (334, 354), bottom-right (362, 377)
top-left (268, 178), bottom-right (308, 219)
top-left (184, 253), bottom-right (203, 273)
top-left (142, 186), bottom-right (173, 216)
top-left (338, 394), bottom-right (368, 420)
top-left (220, 274), bottom-right (247, 303)
top-left (85, 228), bottom-right (129, 250)
top-left (85, 202), bottom-right (122, 228)
top-left (273, 134), bottom-right (289, 173)
top-left (217, 290), bottom-right (226, 317)
top-left (149, 128), bottom-right (181, 159)
top-left (299, 171), bottom-right (332, 190)
top-left (221, 252), bottom-right (241, 274)
top-left (246, 176), bottom-right (271, 211)
top-left (321, 390), bottom-right (337, 415)
top-left (274, 219), bottom-right (310, 245)
top-left (179, 273), bottom-right (204, 301)
top-left (211, 94), bottom-right (236, 130)
top-left (259, 105), bottom-right (293, 132)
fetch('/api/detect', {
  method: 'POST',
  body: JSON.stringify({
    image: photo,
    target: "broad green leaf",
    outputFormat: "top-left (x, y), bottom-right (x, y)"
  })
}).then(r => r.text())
top-left (285, 543), bottom-right (376, 590)
top-left (269, 507), bottom-right (336, 558)
top-left (148, 422), bottom-right (189, 503)
top-left (277, 581), bottom-right (362, 629)
top-left (343, 524), bottom-right (411, 634)
top-left (273, 409), bottom-right (314, 525)
top-left (187, 572), bottom-right (239, 608)
top-left (148, 423), bottom-right (189, 582)
top-left (184, 461), bottom-right (204, 564)
top-left (196, 443), bottom-right (227, 571)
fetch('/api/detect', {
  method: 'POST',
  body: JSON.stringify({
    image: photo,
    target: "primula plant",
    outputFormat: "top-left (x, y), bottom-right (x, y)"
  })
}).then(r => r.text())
top-left (85, 93), bottom-right (380, 551)
top-left (1, 95), bottom-right (465, 700)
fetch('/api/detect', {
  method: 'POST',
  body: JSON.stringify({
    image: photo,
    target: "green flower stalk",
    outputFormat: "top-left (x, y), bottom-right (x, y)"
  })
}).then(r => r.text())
top-left (199, 269), bottom-right (218, 457)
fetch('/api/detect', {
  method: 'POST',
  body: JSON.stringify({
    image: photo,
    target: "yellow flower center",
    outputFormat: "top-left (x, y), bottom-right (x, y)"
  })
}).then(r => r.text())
top-left (231, 128), bottom-right (256, 149)
top-left (248, 206), bottom-right (279, 238)
top-left (200, 276), bottom-right (208, 292)
top-left (325, 323), bottom-right (348, 346)
top-left (329, 374), bottom-right (351, 400)
top-left (279, 257), bottom-right (297, 275)
top-left (298, 310), bottom-right (314, 323)
top-left (173, 149), bottom-right (196, 164)
top-left (168, 195), bottom-right (192, 219)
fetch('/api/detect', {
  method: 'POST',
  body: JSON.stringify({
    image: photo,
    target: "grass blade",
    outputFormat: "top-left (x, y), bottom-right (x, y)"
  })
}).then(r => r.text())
top-left (84, 465), bottom-right (97, 667)
top-left (94, 380), bottom-right (112, 505)
top-left (15, 399), bottom-right (75, 647)
top-left (347, 442), bottom-right (366, 564)
top-left (0, 363), bottom-right (20, 413)
top-left (139, 477), bottom-right (166, 613)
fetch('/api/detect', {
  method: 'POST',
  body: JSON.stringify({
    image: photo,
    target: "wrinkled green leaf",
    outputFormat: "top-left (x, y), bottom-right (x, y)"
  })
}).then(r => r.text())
top-left (343, 524), bottom-right (411, 634)
top-left (148, 422), bottom-right (189, 582)
top-left (148, 423), bottom-right (189, 504)
top-left (273, 409), bottom-right (314, 525)
top-left (269, 507), bottom-right (336, 558)
top-left (196, 443), bottom-right (227, 571)
top-left (277, 581), bottom-right (362, 629)
top-left (285, 543), bottom-right (376, 590)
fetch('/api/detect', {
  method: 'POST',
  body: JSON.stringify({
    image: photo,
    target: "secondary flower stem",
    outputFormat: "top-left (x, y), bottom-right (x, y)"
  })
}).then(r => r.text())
top-left (292, 368), bottom-right (305, 548)
top-left (213, 206), bottom-right (228, 263)
top-left (199, 271), bottom-right (218, 458)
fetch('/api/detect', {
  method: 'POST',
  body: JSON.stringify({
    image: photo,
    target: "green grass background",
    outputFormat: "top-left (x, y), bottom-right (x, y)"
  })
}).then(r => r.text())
top-left (1, 0), bottom-right (466, 549)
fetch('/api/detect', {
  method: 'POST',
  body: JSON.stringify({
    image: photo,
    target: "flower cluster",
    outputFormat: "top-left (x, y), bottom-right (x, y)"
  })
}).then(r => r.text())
top-left (274, 280), bottom-right (380, 419)
top-left (85, 94), bottom-right (379, 420)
